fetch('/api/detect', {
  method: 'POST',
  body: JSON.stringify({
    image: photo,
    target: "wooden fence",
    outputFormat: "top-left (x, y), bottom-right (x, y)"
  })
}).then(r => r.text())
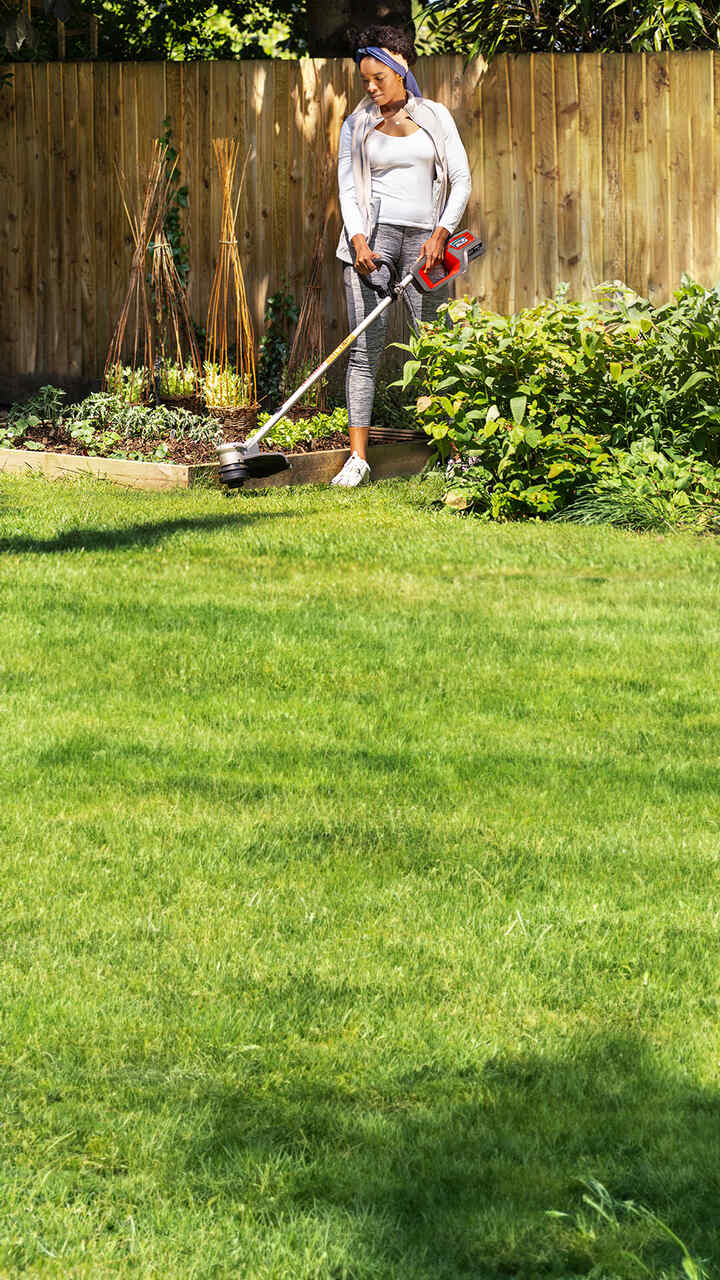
top-left (0, 52), bottom-right (719, 396)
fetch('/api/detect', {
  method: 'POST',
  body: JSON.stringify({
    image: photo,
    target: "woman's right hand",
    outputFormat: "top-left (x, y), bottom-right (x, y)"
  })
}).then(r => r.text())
top-left (351, 234), bottom-right (381, 276)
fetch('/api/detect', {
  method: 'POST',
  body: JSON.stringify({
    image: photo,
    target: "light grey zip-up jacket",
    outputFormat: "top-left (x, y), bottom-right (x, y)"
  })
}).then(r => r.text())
top-left (336, 92), bottom-right (472, 264)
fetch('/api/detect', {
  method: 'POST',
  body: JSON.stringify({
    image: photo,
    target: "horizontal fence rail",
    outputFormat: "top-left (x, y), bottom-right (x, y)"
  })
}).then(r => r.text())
top-left (0, 52), bottom-right (718, 393)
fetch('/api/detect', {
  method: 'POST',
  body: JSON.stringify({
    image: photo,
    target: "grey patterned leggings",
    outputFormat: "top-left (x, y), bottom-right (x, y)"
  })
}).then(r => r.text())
top-left (343, 223), bottom-right (449, 429)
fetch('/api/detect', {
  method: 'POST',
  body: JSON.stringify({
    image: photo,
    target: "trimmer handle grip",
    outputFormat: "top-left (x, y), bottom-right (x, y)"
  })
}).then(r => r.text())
top-left (412, 229), bottom-right (486, 293)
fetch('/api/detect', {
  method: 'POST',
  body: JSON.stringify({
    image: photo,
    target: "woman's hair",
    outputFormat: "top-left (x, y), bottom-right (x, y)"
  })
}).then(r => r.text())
top-left (352, 24), bottom-right (417, 68)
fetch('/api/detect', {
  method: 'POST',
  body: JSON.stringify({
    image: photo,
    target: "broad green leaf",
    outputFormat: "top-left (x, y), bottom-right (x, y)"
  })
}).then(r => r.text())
top-left (401, 360), bottom-right (421, 389)
top-left (510, 395), bottom-right (527, 424)
top-left (609, 362), bottom-right (622, 381)
top-left (679, 370), bottom-right (712, 394)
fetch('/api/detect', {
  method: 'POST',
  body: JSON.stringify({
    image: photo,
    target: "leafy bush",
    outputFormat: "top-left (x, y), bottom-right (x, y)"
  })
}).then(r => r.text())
top-left (399, 276), bottom-right (720, 523)
top-left (560, 440), bottom-right (720, 534)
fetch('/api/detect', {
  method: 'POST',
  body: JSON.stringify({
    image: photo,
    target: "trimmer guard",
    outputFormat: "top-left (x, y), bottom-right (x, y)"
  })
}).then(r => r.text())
top-left (412, 230), bottom-right (486, 293)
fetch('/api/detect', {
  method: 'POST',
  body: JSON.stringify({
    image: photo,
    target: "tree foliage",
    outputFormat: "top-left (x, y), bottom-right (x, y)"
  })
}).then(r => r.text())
top-left (415, 0), bottom-right (720, 58)
top-left (1, 0), bottom-right (307, 61)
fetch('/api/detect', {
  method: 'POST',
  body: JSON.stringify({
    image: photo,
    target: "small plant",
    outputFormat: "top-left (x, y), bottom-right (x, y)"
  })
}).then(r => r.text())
top-left (7, 384), bottom-right (66, 426)
top-left (104, 363), bottom-right (148, 404)
top-left (202, 362), bottom-right (251, 408)
top-left (255, 405), bottom-right (348, 451)
top-left (64, 393), bottom-right (216, 448)
top-left (158, 361), bottom-right (197, 399)
top-left (1, 385), bottom-right (67, 449)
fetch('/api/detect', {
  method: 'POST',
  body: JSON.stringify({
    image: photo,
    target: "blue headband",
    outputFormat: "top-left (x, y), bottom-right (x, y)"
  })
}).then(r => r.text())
top-left (355, 46), bottom-right (422, 100)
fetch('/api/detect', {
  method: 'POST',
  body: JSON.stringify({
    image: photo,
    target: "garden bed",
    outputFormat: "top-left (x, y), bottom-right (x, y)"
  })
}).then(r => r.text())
top-left (0, 440), bottom-right (431, 491)
top-left (5, 419), bottom-right (352, 465)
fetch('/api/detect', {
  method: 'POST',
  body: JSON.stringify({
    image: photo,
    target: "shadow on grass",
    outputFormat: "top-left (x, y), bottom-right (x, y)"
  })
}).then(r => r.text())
top-left (0, 511), bottom-right (294, 555)
top-left (181, 1035), bottom-right (720, 1278)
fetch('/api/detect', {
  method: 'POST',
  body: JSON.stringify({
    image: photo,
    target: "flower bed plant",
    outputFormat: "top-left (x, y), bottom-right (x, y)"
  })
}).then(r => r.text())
top-left (399, 276), bottom-right (720, 530)
top-left (202, 362), bottom-right (252, 410)
top-left (0, 389), bottom-right (350, 466)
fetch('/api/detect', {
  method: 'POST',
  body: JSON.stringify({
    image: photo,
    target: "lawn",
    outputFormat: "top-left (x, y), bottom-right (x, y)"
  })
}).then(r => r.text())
top-left (2, 472), bottom-right (719, 1279)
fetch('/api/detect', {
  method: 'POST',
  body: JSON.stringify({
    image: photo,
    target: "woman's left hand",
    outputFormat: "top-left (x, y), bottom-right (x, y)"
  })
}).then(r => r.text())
top-left (418, 226), bottom-right (450, 272)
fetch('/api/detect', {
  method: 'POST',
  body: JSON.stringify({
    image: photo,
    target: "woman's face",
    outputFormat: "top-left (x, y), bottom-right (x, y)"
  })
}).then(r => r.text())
top-left (359, 56), bottom-right (405, 106)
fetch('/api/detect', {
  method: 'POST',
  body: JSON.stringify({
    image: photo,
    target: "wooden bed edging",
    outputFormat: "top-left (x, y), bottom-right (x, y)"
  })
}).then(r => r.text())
top-left (0, 441), bottom-right (431, 492)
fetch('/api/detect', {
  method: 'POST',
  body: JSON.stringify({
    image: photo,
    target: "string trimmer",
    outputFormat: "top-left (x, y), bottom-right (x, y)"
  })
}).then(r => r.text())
top-left (215, 230), bottom-right (486, 487)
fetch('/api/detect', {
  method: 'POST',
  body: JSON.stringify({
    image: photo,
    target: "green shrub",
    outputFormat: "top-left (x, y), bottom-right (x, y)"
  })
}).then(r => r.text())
top-left (560, 440), bottom-right (720, 534)
top-left (399, 276), bottom-right (720, 522)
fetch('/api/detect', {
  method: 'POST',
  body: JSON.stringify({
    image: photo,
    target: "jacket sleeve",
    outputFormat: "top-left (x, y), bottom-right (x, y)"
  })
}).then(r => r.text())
top-left (434, 102), bottom-right (471, 234)
top-left (337, 117), bottom-right (365, 243)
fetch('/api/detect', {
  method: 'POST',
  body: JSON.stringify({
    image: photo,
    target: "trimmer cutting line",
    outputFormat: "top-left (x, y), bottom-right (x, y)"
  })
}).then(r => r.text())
top-left (215, 230), bottom-right (486, 488)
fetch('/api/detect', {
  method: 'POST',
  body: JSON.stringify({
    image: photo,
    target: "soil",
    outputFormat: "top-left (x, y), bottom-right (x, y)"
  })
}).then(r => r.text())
top-left (6, 422), bottom-right (351, 465)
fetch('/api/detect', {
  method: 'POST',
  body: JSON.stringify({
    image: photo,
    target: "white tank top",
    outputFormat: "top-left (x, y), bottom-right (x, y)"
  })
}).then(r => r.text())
top-left (365, 125), bottom-right (436, 230)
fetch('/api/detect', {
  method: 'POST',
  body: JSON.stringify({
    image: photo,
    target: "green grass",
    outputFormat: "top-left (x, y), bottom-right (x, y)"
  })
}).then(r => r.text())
top-left (2, 472), bottom-right (720, 1279)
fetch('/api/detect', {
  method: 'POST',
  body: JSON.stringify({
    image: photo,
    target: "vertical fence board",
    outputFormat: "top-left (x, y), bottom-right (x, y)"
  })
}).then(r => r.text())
top-left (577, 53), bottom-right (602, 299)
top-left (534, 54), bottom-right (558, 301)
top-left (601, 54), bottom-right (625, 282)
top-left (645, 53), bottom-right (671, 304)
top-left (32, 66), bottom-right (50, 372)
top-left (0, 67), bottom-right (18, 374)
top-left (77, 63), bottom-right (96, 376)
top-left (63, 65), bottom-right (82, 376)
top-left (14, 65), bottom-right (39, 374)
top-left (508, 57), bottom-right (535, 312)
top-left (106, 64), bottom-right (129, 368)
top-left (690, 52), bottom-right (715, 287)
top-left (624, 54), bottom-right (648, 297)
top-left (47, 64), bottom-right (67, 376)
top-left (479, 55), bottom-right (509, 310)
top-left (555, 54), bottom-right (581, 299)
top-left (92, 62), bottom-right (110, 373)
top-left (195, 65), bottom-right (212, 337)
top-left (668, 52), bottom-right (693, 286)
top-left (180, 64), bottom-right (198, 325)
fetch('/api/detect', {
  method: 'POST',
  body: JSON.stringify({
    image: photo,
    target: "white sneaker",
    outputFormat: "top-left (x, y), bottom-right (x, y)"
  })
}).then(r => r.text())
top-left (330, 450), bottom-right (371, 488)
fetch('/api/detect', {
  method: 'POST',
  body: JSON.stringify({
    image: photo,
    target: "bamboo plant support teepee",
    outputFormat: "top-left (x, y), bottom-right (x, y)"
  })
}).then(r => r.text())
top-left (205, 139), bottom-right (258, 434)
top-left (105, 141), bottom-right (202, 409)
top-left (103, 142), bottom-right (168, 404)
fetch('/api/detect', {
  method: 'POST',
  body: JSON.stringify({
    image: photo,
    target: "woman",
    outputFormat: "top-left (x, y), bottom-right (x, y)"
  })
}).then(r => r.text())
top-left (331, 24), bottom-right (472, 488)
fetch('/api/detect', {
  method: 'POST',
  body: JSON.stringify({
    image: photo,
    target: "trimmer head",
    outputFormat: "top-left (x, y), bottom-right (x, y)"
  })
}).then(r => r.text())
top-left (216, 440), bottom-right (291, 488)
